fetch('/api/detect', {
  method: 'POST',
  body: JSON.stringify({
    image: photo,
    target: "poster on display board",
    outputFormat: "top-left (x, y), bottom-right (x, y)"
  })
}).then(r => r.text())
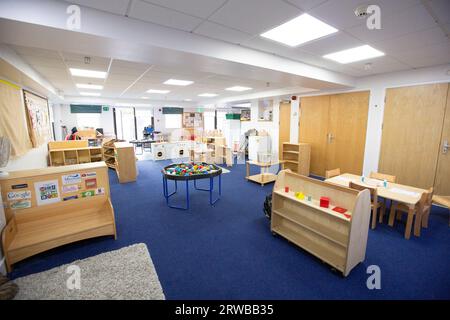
top-left (34, 180), bottom-right (60, 206)
top-left (23, 90), bottom-right (52, 147)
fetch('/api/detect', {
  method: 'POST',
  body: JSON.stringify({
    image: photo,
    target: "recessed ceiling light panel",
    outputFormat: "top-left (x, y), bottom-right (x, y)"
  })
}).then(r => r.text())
top-left (76, 83), bottom-right (103, 90)
top-left (147, 89), bottom-right (170, 94)
top-left (70, 68), bottom-right (107, 79)
top-left (260, 13), bottom-right (338, 47)
top-left (80, 92), bottom-right (101, 97)
top-left (226, 86), bottom-right (253, 92)
top-left (323, 45), bottom-right (385, 64)
top-left (164, 79), bottom-right (194, 86)
top-left (198, 93), bottom-right (218, 97)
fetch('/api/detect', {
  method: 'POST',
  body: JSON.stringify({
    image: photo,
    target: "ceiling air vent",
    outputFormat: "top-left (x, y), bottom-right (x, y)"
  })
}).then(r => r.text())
top-left (354, 5), bottom-right (370, 19)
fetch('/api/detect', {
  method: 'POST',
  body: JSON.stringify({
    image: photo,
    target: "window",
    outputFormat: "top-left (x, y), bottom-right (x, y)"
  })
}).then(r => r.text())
top-left (165, 114), bottom-right (182, 129)
top-left (76, 113), bottom-right (100, 129)
top-left (136, 108), bottom-right (154, 139)
top-left (204, 111), bottom-right (215, 131)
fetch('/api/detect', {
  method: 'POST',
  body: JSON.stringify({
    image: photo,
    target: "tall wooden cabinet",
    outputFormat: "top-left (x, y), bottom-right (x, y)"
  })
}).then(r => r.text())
top-left (299, 91), bottom-right (369, 177)
top-left (379, 83), bottom-right (450, 193)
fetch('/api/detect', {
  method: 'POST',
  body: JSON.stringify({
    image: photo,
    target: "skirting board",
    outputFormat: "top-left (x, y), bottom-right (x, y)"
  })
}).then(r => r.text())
top-left (0, 257), bottom-right (6, 275)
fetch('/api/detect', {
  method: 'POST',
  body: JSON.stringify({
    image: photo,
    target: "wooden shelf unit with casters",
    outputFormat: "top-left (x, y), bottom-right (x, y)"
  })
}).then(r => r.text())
top-left (281, 143), bottom-right (311, 176)
top-left (102, 140), bottom-right (137, 183)
top-left (271, 170), bottom-right (371, 277)
top-left (48, 141), bottom-right (103, 166)
top-left (0, 162), bottom-right (117, 272)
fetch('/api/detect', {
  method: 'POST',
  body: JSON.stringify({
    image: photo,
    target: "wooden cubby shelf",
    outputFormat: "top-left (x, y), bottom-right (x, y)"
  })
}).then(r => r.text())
top-left (271, 170), bottom-right (371, 277)
top-left (281, 143), bottom-right (311, 176)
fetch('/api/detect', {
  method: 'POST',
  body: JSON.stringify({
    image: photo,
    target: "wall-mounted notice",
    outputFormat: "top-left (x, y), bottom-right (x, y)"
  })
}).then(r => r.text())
top-left (7, 190), bottom-right (31, 201)
top-left (62, 173), bottom-right (82, 185)
top-left (35, 180), bottom-right (60, 206)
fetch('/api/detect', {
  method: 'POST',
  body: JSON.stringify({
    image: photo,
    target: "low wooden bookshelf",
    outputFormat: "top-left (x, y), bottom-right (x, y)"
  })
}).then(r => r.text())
top-left (102, 139), bottom-right (137, 183)
top-left (0, 162), bottom-right (117, 272)
top-left (271, 170), bottom-right (371, 277)
top-left (48, 141), bottom-right (103, 166)
top-left (281, 143), bottom-right (311, 176)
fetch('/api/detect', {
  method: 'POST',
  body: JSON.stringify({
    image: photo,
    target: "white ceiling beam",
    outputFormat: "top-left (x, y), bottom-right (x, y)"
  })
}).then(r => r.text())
top-left (0, 0), bottom-right (356, 89)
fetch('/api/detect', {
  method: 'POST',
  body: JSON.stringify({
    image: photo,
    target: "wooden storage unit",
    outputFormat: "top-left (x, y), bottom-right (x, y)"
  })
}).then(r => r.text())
top-left (281, 143), bottom-right (311, 176)
top-left (114, 142), bottom-right (137, 183)
top-left (48, 141), bottom-right (103, 166)
top-left (0, 162), bottom-right (117, 272)
top-left (271, 170), bottom-right (371, 276)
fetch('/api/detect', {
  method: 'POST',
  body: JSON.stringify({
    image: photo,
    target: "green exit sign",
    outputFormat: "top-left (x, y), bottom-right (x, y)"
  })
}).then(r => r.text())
top-left (103, 106), bottom-right (109, 111)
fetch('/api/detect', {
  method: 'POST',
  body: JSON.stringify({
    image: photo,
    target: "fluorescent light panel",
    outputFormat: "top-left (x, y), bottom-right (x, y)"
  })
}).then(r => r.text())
top-left (76, 83), bottom-right (103, 90)
top-left (69, 68), bottom-right (107, 79)
top-left (183, 99), bottom-right (192, 102)
top-left (80, 92), bottom-right (101, 97)
top-left (147, 89), bottom-right (170, 94)
top-left (164, 79), bottom-right (194, 86)
top-left (261, 13), bottom-right (338, 47)
top-left (226, 86), bottom-right (252, 92)
top-left (198, 93), bottom-right (218, 97)
top-left (323, 45), bottom-right (385, 64)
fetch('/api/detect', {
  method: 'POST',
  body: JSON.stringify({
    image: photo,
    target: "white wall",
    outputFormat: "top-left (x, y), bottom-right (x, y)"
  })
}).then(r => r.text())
top-left (296, 64), bottom-right (450, 176)
top-left (53, 104), bottom-right (115, 140)
top-left (5, 144), bottom-right (49, 171)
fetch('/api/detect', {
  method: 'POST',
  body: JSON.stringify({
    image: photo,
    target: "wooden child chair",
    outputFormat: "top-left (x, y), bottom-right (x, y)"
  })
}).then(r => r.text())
top-left (325, 168), bottom-right (341, 179)
top-left (389, 188), bottom-right (433, 238)
top-left (369, 172), bottom-right (396, 223)
top-left (350, 181), bottom-right (385, 229)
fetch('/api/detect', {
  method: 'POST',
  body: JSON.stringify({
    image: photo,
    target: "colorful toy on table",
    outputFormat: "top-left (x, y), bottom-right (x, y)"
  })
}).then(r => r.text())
top-left (320, 196), bottom-right (330, 208)
top-left (165, 163), bottom-right (216, 176)
top-left (295, 192), bottom-right (305, 200)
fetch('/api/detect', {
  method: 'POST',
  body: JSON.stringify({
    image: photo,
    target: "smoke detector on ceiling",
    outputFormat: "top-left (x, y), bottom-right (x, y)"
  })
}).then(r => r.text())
top-left (84, 56), bottom-right (91, 64)
top-left (354, 5), bottom-right (370, 19)
top-left (364, 63), bottom-right (373, 71)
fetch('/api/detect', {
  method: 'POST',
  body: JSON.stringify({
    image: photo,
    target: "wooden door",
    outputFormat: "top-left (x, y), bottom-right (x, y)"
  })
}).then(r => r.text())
top-left (379, 83), bottom-right (448, 189)
top-left (434, 86), bottom-right (450, 195)
top-left (326, 91), bottom-right (370, 175)
top-left (299, 95), bottom-right (330, 176)
top-left (279, 101), bottom-right (291, 159)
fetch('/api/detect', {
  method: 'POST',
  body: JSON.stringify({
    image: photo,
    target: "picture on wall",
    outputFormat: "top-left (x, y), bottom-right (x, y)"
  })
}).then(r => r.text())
top-left (23, 89), bottom-right (52, 147)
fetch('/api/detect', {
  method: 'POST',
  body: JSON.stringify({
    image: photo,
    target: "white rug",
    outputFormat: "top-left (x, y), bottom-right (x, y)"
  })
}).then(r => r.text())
top-left (13, 243), bottom-right (165, 300)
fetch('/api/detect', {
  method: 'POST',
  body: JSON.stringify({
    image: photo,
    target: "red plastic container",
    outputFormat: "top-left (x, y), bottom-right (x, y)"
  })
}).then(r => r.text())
top-left (320, 197), bottom-right (330, 208)
top-left (285, 186), bottom-right (289, 193)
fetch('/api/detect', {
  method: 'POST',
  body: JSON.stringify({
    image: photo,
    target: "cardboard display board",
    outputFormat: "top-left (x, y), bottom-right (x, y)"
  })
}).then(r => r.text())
top-left (0, 80), bottom-right (32, 157)
top-left (23, 90), bottom-right (52, 148)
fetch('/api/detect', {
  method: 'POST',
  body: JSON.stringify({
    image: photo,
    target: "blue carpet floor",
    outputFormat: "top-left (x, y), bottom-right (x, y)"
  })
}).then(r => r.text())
top-left (9, 160), bottom-right (450, 299)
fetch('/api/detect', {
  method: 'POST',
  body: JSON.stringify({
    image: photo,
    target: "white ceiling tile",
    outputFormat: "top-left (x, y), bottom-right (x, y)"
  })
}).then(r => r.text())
top-left (128, 0), bottom-right (203, 32)
top-left (310, 0), bottom-right (422, 30)
top-left (208, 0), bottom-right (302, 35)
top-left (62, 0), bottom-right (131, 15)
top-left (394, 42), bottom-right (450, 68)
top-left (300, 32), bottom-right (364, 56)
top-left (429, 0), bottom-right (450, 23)
top-left (283, 0), bottom-right (328, 11)
top-left (346, 4), bottom-right (438, 43)
top-left (348, 56), bottom-right (411, 74)
top-left (141, 0), bottom-right (227, 19)
top-left (12, 45), bottom-right (62, 59)
top-left (372, 27), bottom-right (449, 54)
top-left (194, 21), bottom-right (253, 44)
